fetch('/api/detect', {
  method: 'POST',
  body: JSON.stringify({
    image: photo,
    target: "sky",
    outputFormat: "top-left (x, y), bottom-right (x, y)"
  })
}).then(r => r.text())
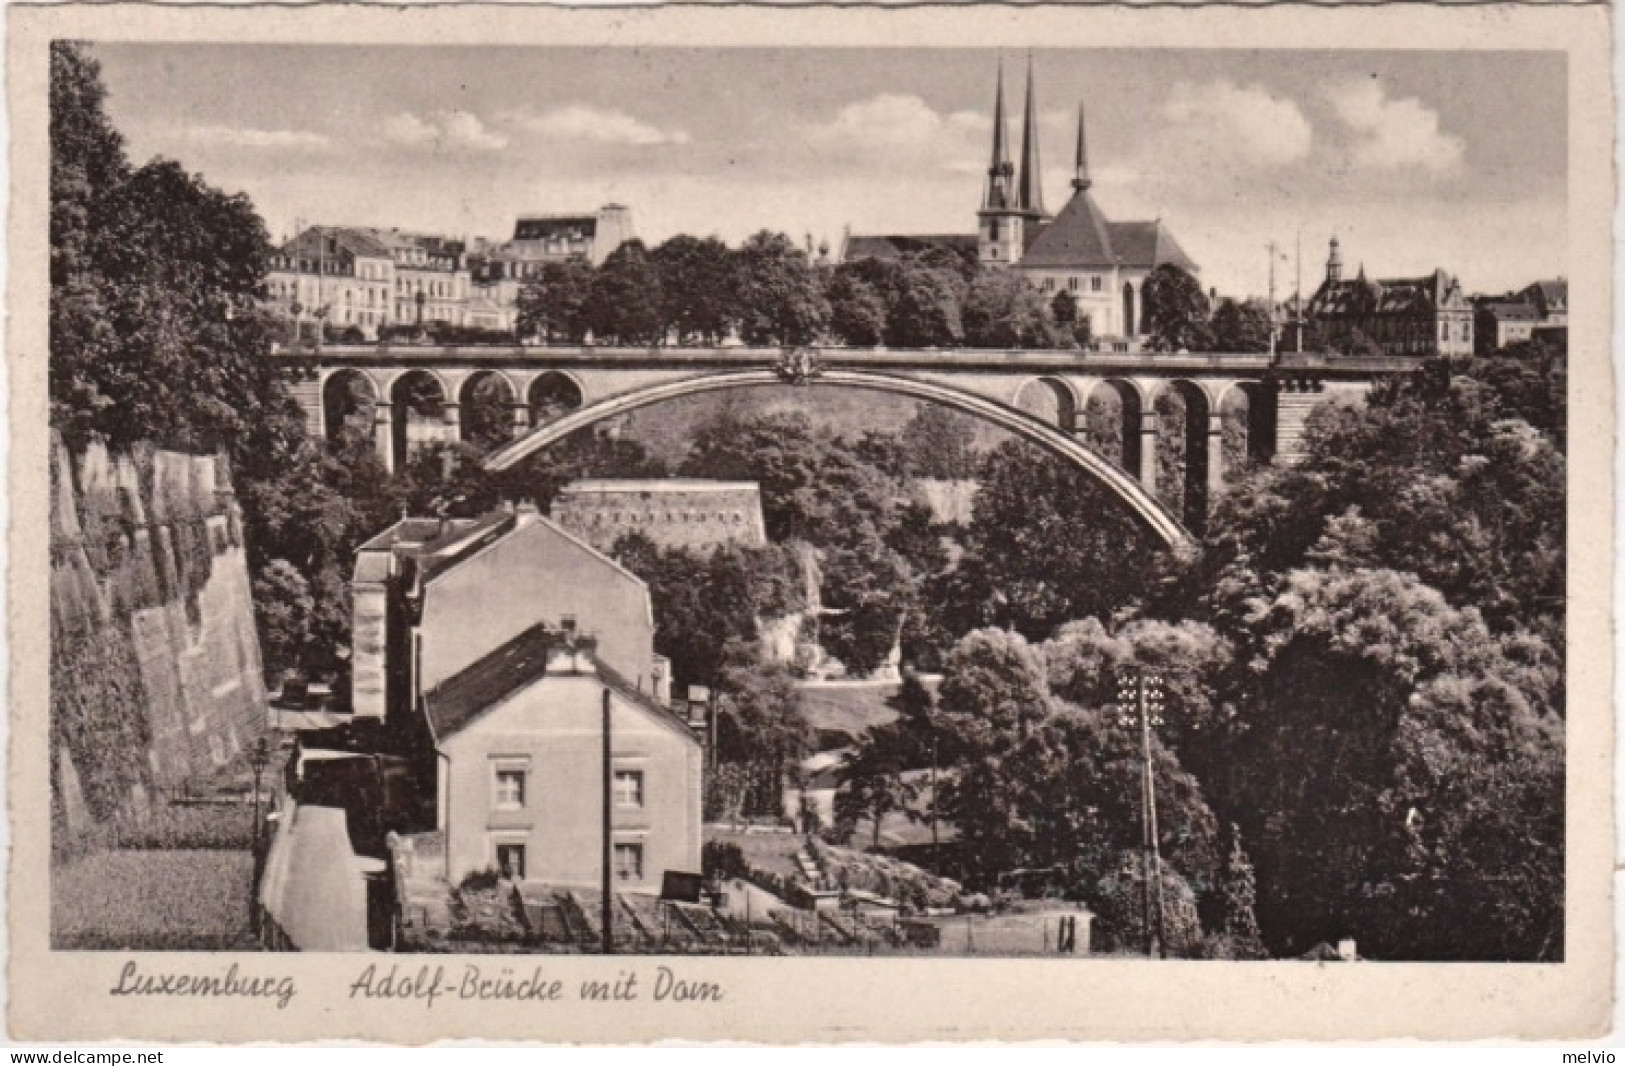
top-left (94, 44), bottom-right (1566, 299)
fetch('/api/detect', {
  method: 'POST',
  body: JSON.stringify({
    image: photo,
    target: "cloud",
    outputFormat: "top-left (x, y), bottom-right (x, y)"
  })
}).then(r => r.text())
top-left (1158, 81), bottom-right (1314, 168)
top-left (382, 110), bottom-right (508, 152)
top-left (179, 125), bottom-right (332, 153)
top-left (509, 105), bottom-right (690, 146)
top-left (805, 94), bottom-right (989, 169)
top-left (1325, 80), bottom-right (1465, 174)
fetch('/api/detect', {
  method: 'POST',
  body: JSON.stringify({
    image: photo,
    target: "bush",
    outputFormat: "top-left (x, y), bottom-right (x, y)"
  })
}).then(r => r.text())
top-left (1089, 850), bottom-right (1204, 957)
top-left (458, 867), bottom-right (503, 892)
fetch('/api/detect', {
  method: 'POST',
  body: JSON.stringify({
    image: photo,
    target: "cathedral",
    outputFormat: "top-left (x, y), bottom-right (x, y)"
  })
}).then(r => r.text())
top-left (843, 60), bottom-right (1199, 342)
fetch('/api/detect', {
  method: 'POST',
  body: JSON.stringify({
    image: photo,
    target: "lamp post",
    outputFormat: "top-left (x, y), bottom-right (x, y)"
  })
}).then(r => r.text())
top-left (248, 737), bottom-right (271, 940)
top-left (1117, 670), bottom-right (1166, 958)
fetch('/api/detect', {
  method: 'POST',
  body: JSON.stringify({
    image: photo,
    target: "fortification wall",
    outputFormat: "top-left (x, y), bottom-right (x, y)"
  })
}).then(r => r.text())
top-left (550, 480), bottom-right (768, 553)
top-left (50, 432), bottom-right (268, 838)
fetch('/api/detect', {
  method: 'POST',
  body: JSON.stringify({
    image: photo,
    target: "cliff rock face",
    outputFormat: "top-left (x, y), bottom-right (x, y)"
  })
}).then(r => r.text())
top-left (49, 431), bottom-right (268, 838)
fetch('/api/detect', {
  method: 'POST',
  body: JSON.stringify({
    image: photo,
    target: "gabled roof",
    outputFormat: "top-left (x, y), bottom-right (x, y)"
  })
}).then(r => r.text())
top-left (411, 511), bottom-right (517, 584)
top-left (280, 226), bottom-right (395, 261)
top-left (1308, 270), bottom-right (1462, 317)
top-left (1017, 190), bottom-right (1117, 269)
top-left (1477, 300), bottom-right (1540, 322)
top-left (594, 660), bottom-right (704, 743)
top-left (1521, 278), bottom-right (1567, 310)
top-left (423, 623), bottom-right (564, 742)
top-left (422, 623), bottom-right (696, 745)
top-left (1107, 221), bottom-right (1199, 274)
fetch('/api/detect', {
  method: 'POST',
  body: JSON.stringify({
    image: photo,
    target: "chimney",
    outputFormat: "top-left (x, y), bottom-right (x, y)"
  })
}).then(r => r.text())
top-left (515, 500), bottom-right (540, 526)
top-left (1337, 938), bottom-right (1357, 962)
top-left (686, 685), bottom-right (710, 734)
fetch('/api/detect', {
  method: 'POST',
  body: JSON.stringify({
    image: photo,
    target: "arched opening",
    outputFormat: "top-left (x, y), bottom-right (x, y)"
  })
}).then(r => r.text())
top-left (528, 372), bottom-right (584, 428)
top-left (1152, 379), bottom-right (1211, 534)
top-left (1013, 376), bottom-right (1078, 433)
top-left (1219, 381), bottom-right (1276, 480)
top-left (1083, 379), bottom-right (1143, 475)
top-left (1122, 283), bottom-right (1137, 337)
top-left (459, 371), bottom-right (517, 451)
top-left (390, 370), bottom-right (448, 473)
top-left (321, 369), bottom-right (378, 452)
top-left (486, 367), bottom-right (1195, 553)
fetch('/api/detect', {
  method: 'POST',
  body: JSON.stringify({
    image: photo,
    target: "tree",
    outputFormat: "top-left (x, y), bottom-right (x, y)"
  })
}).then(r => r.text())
top-left (612, 536), bottom-right (803, 693)
top-left (1140, 263), bottom-right (1211, 352)
top-left (939, 440), bottom-right (1163, 640)
top-left (1212, 824), bottom-right (1267, 958)
top-left (962, 269), bottom-right (1064, 348)
top-left (583, 239), bottom-right (664, 345)
top-left (679, 411), bottom-right (897, 547)
top-left (834, 724), bottom-right (916, 848)
top-left (1212, 566), bottom-right (1562, 960)
top-left (1208, 298), bottom-right (1273, 353)
top-left (883, 256), bottom-right (965, 348)
top-left (826, 266), bottom-right (889, 347)
top-left (732, 231), bottom-right (829, 347)
top-left (1050, 289), bottom-right (1092, 348)
top-left (899, 402), bottom-right (979, 480)
top-left (652, 234), bottom-right (738, 345)
top-left (516, 258), bottom-right (594, 343)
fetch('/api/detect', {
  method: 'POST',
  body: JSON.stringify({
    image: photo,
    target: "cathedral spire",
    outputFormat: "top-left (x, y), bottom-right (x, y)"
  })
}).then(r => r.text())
top-left (1072, 102), bottom-right (1092, 190)
top-left (1017, 53), bottom-right (1046, 217)
top-left (984, 60), bottom-right (1015, 211)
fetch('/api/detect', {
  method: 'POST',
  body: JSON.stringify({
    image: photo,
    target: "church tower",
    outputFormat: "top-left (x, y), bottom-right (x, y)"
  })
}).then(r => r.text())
top-left (1016, 54), bottom-right (1048, 222)
top-left (978, 62), bottom-right (1025, 267)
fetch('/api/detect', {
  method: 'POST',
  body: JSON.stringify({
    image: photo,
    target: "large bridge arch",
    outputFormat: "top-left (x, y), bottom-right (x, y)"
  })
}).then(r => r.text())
top-left (483, 367), bottom-right (1196, 553)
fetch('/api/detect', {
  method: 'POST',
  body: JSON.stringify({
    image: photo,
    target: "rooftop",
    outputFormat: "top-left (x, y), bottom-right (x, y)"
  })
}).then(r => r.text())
top-left (558, 479), bottom-right (762, 495)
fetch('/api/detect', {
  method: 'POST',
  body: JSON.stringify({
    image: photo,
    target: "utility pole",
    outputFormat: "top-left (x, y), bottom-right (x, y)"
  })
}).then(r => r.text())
top-left (1118, 670), bottom-right (1166, 958)
top-left (601, 686), bottom-right (614, 955)
top-left (1295, 229), bottom-right (1304, 354)
top-left (1266, 241), bottom-right (1280, 365)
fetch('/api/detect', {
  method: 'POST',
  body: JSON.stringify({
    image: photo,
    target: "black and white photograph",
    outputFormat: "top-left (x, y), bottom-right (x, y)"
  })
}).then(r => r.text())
top-left (12, 2), bottom-right (1613, 1044)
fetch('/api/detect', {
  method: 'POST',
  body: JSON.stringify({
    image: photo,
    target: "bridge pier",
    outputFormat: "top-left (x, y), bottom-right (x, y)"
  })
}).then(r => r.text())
top-left (1135, 409), bottom-right (1159, 495)
top-left (1206, 410), bottom-right (1226, 498)
top-left (443, 402), bottom-right (462, 445)
top-left (510, 402), bottom-right (531, 439)
top-left (373, 402), bottom-right (394, 474)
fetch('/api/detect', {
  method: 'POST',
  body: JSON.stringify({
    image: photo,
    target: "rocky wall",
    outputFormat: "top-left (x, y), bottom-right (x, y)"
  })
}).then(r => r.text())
top-left (50, 431), bottom-right (268, 837)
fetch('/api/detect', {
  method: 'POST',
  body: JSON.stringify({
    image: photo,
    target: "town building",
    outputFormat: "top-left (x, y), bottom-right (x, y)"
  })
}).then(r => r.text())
top-left (267, 207), bottom-right (634, 341)
top-left (465, 205), bottom-right (637, 332)
top-left (350, 503), bottom-right (700, 891)
top-left (266, 226), bottom-right (471, 339)
top-left (1520, 278), bottom-right (1568, 326)
top-left (1473, 278), bottom-right (1568, 358)
top-left (1302, 238), bottom-right (1474, 358)
top-left (348, 505), bottom-right (668, 723)
top-left (1474, 298), bottom-right (1541, 355)
top-left (842, 60), bottom-right (1198, 344)
top-left (424, 623), bottom-right (702, 888)
top-left (549, 479), bottom-right (769, 553)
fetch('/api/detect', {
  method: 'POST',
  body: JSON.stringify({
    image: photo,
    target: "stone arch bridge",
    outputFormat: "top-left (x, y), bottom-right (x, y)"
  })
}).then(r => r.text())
top-left (281, 345), bottom-right (1414, 552)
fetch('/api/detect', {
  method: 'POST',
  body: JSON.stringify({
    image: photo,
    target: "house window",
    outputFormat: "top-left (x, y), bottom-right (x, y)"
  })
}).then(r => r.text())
top-left (1091, 276), bottom-right (1103, 292)
top-left (614, 843), bottom-right (644, 882)
top-left (614, 770), bottom-right (644, 808)
top-left (494, 768), bottom-right (527, 810)
top-left (1068, 277), bottom-right (1080, 292)
top-left (496, 843), bottom-right (526, 880)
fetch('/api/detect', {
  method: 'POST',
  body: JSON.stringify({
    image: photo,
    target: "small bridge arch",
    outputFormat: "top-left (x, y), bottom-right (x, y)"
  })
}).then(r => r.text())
top-left (483, 366), bottom-right (1196, 553)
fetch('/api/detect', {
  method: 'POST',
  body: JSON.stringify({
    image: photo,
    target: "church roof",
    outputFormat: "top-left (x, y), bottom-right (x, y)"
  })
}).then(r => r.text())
top-left (1018, 189), bottom-right (1116, 268)
top-left (1106, 221), bottom-right (1199, 274)
top-left (1015, 188), bottom-right (1198, 274)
